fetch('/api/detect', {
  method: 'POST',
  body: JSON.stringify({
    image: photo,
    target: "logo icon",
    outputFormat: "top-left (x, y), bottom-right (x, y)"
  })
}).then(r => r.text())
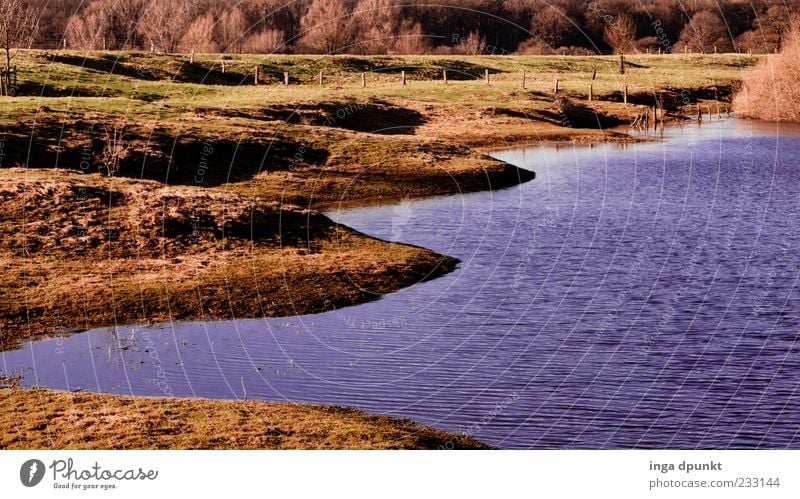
top-left (20, 459), bottom-right (45, 487)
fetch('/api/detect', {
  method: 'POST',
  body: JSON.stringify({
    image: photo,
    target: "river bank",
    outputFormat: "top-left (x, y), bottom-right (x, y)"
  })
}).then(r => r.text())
top-left (0, 52), bottom-right (751, 344)
top-left (0, 387), bottom-right (488, 449)
top-left (1, 52), bottom-right (753, 449)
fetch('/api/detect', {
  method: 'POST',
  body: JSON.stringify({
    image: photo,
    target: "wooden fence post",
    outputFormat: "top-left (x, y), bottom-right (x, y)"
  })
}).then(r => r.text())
top-left (485, 68), bottom-right (489, 84)
top-left (254, 66), bottom-right (259, 85)
top-left (623, 84), bottom-right (628, 104)
top-left (361, 72), bottom-right (366, 87)
top-left (554, 78), bottom-right (559, 94)
top-left (443, 69), bottom-right (447, 84)
top-left (589, 84), bottom-right (593, 101)
top-left (319, 70), bottom-right (323, 86)
top-left (522, 71), bottom-right (526, 89)
top-left (284, 71), bottom-right (289, 85)
top-left (592, 68), bottom-right (597, 80)
top-left (619, 53), bottom-right (625, 74)
top-left (401, 70), bottom-right (406, 85)
top-left (221, 60), bottom-right (225, 74)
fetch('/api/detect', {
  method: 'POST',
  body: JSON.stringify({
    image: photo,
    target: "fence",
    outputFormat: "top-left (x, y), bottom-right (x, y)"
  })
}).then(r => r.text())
top-left (0, 66), bottom-right (18, 96)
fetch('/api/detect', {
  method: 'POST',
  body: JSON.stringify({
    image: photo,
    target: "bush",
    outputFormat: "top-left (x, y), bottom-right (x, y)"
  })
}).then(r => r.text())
top-left (733, 28), bottom-right (800, 122)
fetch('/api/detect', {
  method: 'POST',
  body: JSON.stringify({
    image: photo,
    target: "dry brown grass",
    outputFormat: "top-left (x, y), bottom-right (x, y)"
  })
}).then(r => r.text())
top-left (0, 168), bottom-right (456, 350)
top-left (734, 29), bottom-right (800, 121)
top-left (0, 388), bottom-right (489, 449)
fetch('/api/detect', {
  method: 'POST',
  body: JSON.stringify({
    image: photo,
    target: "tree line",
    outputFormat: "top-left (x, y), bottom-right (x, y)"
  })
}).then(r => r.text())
top-left (20, 0), bottom-right (800, 55)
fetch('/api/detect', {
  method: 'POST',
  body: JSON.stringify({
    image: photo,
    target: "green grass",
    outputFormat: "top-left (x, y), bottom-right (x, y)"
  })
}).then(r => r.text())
top-left (5, 51), bottom-right (755, 117)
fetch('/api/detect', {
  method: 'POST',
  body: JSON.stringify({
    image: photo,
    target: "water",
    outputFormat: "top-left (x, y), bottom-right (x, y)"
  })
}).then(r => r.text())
top-left (4, 119), bottom-right (800, 449)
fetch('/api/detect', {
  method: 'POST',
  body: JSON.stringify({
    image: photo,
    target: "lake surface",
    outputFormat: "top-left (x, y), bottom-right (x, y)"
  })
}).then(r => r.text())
top-left (4, 119), bottom-right (800, 449)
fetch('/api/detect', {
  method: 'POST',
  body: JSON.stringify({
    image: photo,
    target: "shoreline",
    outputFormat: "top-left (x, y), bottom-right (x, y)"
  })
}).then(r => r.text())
top-left (0, 52), bottom-right (748, 449)
top-left (0, 387), bottom-right (490, 450)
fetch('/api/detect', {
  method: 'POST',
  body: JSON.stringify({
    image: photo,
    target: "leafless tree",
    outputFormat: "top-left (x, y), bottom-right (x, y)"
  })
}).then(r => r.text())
top-left (242, 29), bottom-right (285, 53)
top-left (99, 121), bottom-right (129, 177)
top-left (530, 5), bottom-right (573, 50)
top-left (216, 7), bottom-right (248, 53)
top-left (351, 0), bottom-right (396, 54)
top-left (679, 10), bottom-right (729, 53)
top-left (300, 0), bottom-right (357, 53)
top-left (456, 30), bottom-right (487, 55)
top-left (603, 14), bottom-right (637, 53)
top-left (139, 0), bottom-right (191, 53)
top-left (391, 19), bottom-right (430, 55)
top-left (180, 12), bottom-right (219, 53)
top-left (111, 0), bottom-right (148, 49)
top-left (65, 11), bottom-right (111, 49)
top-left (0, 0), bottom-right (38, 94)
top-left (17, 0), bottom-right (800, 56)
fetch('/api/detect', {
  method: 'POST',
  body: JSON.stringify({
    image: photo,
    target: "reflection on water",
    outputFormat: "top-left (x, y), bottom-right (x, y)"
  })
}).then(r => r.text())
top-left (3, 119), bottom-right (800, 449)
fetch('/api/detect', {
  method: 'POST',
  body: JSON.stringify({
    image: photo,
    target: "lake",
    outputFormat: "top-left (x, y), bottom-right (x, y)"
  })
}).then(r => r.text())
top-left (3, 119), bottom-right (800, 449)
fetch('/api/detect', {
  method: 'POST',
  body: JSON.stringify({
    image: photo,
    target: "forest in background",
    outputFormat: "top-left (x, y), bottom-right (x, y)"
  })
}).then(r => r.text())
top-left (20, 0), bottom-right (800, 55)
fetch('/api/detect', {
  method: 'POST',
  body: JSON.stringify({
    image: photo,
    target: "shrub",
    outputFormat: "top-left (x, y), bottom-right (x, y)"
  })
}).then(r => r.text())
top-left (733, 28), bottom-right (800, 122)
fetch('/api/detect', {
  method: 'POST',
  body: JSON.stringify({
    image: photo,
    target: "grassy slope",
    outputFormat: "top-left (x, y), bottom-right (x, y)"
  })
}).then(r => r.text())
top-left (1, 53), bottom-right (751, 205)
top-left (0, 388), bottom-right (488, 449)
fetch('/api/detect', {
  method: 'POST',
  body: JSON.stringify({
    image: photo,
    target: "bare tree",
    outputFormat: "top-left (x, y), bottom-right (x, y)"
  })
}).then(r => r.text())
top-left (216, 7), bottom-right (249, 53)
top-left (65, 11), bottom-right (111, 50)
top-left (530, 6), bottom-right (573, 50)
top-left (300, 0), bottom-right (357, 53)
top-left (603, 14), bottom-right (637, 53)
top-left (99, 121), bottom-right (129, 177)
top-left (111, 0), bottom-right (148, 49)
top-left (180, 12), bottom-right (219, 53)
top-left (679, 10), bottom-right (729, 53)
top-left (352, 0), bottom-right (396, 54)
top-left (241, 29), bottom-right (285, 53)
top-left (139, 0), bottom-right (191, 53)
top-left (0, 0), bottom-right (38, 94)
top-left (391, 19), bottom-right (430, 55)
top-left (457, 30), bottom-right (487, 55)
